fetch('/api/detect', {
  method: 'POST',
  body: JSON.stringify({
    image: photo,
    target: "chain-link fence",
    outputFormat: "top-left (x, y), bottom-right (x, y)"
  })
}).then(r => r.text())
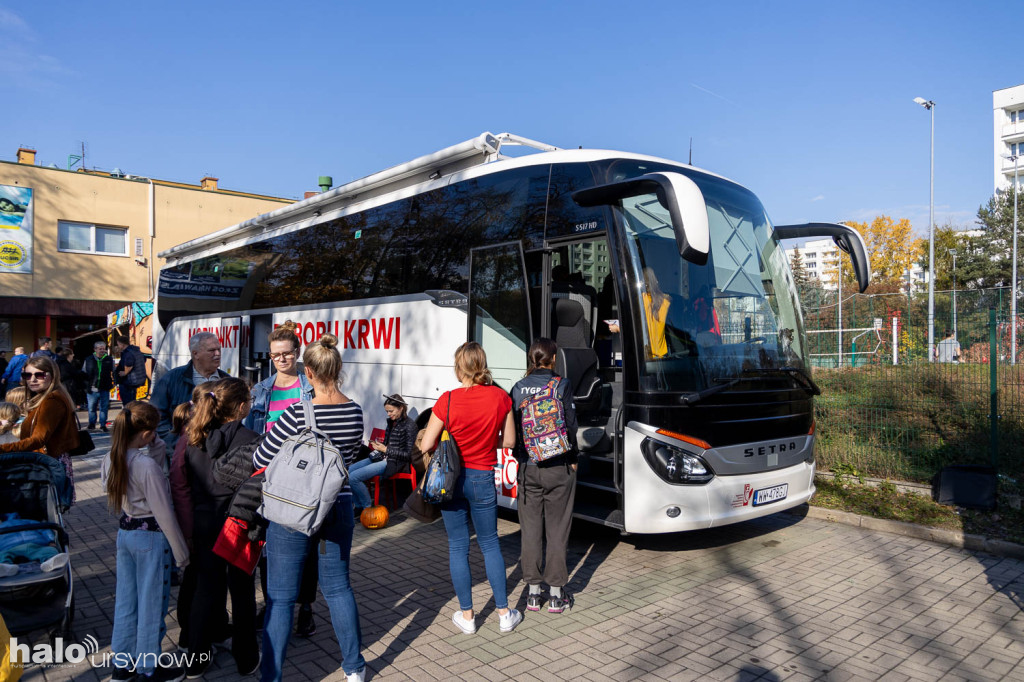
top-left (801, 286), bottom-right (1024, 484)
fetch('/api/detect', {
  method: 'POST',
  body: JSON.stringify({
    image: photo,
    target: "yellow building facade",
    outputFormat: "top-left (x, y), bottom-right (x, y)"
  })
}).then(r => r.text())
top-left (0, 147), bottom-right (292, 357)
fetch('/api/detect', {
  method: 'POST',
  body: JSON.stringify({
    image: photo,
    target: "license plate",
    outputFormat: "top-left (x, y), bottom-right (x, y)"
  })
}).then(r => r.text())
top-left (753, 483), bottom-right (788, 506)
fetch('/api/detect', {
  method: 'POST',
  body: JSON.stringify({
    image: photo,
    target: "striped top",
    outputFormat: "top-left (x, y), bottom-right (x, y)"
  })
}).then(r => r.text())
top-left (266, 378), bottom-right (302, 432)
top-left (253, 400), bottom-right (363, 470)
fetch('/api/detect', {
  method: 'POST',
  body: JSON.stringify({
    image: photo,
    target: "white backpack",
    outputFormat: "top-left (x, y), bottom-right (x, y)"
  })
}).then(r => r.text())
top-left (259, 401), bottom-right (348, 536)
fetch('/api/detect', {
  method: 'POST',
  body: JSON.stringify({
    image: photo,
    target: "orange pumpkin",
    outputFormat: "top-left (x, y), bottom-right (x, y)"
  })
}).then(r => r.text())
top-left (360, 505), bottom-right (389, 530)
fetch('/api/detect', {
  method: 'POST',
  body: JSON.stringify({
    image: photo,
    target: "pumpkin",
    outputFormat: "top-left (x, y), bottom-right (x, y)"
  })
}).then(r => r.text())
top-left (360, 505), bottom-right (389, 530)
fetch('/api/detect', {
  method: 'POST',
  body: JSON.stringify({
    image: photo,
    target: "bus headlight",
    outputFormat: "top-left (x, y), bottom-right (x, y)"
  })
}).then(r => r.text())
top-left (641, 438), bottom-right (714, 485)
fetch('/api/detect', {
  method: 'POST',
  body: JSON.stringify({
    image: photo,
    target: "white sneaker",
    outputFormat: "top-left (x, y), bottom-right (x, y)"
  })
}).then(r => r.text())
top-left (40, 552), bottom-right (69, 573)
top-left (0, 563), bottom-right (18, 578)
top-left (346, 668), bottom-right (365, 682)
top-left (498, 608), bottom-right (523, 633)
top-left (452, 610), bottom-right (476, 634)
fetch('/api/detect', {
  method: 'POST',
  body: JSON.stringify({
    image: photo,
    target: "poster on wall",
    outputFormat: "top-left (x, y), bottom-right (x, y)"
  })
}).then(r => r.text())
top-left (0, 185), bottom-right (32, 274)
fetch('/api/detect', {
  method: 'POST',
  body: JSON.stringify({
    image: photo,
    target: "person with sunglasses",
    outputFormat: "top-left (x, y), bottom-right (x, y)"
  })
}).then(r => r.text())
top-left (0, 356), bottom-right (81, 504)
top-left (243, 320), bottom-right (319, 638)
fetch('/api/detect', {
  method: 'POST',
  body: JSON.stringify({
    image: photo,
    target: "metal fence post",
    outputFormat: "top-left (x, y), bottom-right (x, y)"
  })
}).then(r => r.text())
top-left (990, 307), bottom-right (999, 471)
top-left (892, 316), bottom-right (898, 365)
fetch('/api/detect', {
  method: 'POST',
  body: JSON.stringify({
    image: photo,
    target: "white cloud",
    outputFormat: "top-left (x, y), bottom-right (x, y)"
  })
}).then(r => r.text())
top-left (0, 10), bottom-right (68, 90)
top-left (810, 194), bottom-right (825, 202)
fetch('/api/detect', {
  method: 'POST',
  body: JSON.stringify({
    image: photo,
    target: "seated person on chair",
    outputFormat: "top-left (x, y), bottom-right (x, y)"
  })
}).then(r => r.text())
top-left (349, 393), bottom-right (417, 512)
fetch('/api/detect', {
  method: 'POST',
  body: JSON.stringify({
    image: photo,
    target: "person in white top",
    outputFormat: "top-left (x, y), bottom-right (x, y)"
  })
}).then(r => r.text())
top-left (935, 329), bottom-right (961, 363)
top-left (101, 402), bottom-right (189, 682)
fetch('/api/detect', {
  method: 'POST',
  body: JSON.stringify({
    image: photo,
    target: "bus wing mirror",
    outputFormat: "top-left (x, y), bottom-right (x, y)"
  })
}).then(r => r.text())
top-left (572, 172), bottom-right (709, 265)
top-left (774, 222), bottom-right (871, 293)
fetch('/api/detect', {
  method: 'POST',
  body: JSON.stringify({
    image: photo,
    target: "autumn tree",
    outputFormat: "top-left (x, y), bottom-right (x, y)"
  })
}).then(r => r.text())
top-left (830, 215), bottom-right (918, 288)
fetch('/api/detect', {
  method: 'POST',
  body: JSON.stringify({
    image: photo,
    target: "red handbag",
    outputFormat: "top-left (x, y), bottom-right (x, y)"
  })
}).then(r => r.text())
top-left (212, 516), bottom-right (264, 574)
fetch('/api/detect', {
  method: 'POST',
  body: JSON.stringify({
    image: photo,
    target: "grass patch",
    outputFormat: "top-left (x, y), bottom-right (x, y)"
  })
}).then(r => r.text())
top-left (810, 474), bottom-right (1024, 545)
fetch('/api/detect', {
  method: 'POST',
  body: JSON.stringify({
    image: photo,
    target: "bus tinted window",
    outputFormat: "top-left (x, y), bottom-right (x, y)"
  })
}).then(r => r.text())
top-left (546, 163), bottom-right (607, 239)
top-left (158, 165), bottom-right (550, 329)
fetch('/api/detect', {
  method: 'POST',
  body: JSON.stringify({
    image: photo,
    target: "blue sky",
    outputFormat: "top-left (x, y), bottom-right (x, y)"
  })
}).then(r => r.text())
top-left (2, 1), bottom-right (1020, 236)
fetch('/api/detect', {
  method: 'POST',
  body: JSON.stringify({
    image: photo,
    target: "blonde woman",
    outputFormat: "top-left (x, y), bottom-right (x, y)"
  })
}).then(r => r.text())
top-left (420, 341), bottom-right (520, 635)
top-left (253, 334), bottom-right (366, 682)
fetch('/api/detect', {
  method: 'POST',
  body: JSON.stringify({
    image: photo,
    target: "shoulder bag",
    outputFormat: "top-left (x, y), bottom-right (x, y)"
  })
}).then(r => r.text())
top-left (422, 391), bottom-right (463, 505)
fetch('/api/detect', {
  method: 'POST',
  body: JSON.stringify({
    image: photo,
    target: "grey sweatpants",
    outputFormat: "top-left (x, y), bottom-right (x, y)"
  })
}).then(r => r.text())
top-left (517, 461), bottom-right (576, 588)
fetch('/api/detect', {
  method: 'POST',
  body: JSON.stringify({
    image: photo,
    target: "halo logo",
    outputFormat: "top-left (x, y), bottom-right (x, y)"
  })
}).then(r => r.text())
top-left (10, 634), bottom-right (97, 665)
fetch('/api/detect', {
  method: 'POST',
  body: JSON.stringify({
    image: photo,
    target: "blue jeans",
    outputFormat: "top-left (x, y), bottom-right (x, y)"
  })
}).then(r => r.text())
top-left (86, 390), bottom-right (109, 428)
top-left (111, 529), bottom-right (172, 675)
top-left (348, 458), bottom-right (387, 509)
top-left (261, 492), bottom-right (364, 680)
top-left (440, 468), bottom-right (509, 611)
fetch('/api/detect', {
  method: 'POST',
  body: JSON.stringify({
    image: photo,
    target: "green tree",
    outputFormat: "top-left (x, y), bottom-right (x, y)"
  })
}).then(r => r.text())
top-left (951, 190), bottom-right (1024, 289)
top-left (914, 221), bottom-right (971, 291)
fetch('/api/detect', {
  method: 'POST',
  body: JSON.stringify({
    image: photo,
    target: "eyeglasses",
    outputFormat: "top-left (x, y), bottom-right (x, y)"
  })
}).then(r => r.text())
top-left (269, 352), bottom-right (296, 361)
top-left (21, 371), bottom-right (49, 381)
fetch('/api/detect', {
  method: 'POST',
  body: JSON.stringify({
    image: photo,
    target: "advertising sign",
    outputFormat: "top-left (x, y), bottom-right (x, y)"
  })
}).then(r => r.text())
top-left (0, 185), bottom-right (32, 273)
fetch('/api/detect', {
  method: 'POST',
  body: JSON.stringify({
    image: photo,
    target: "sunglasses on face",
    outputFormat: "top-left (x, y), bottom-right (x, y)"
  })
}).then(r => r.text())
top-left (22, 371), bottom-right (49, 381)
top-left (270, 352), bottom-right (296, 361)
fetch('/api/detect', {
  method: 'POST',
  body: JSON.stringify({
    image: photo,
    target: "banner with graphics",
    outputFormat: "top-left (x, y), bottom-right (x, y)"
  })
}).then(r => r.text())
top-left (0, 185), bottom-right (32, 273)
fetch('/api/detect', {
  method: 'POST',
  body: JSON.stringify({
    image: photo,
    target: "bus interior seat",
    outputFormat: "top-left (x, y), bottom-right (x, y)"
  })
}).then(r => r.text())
top-left (553, 298), bottom-right (602, 412)
top-left (577, 425), bottom-right (611, 453)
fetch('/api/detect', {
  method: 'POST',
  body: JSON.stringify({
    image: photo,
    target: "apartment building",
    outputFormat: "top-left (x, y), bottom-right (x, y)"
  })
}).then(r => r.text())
top-left (0, 147), bottom-right (293, 357)
top-left (784, 238), bottom-right (927, 292)
top-left (994, 84), bottom-right (1024, 193)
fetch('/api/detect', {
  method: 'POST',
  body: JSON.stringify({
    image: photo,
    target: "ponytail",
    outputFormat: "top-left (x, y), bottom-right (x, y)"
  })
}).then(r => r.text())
top-left (105, 401), bottom-right (159, 513)
top-left (525, 338), bottom-right (558, 376)
top-left (185, 377), bottom-right (251, 447)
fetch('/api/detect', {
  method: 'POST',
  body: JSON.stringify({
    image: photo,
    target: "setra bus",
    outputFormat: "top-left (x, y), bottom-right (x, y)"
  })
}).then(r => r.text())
top-left (154, 132), bottom-right (869, 534)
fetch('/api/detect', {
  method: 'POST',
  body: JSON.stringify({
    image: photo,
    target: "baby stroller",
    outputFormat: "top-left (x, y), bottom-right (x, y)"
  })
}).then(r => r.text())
top-left (0, 452), bottom-right (75, 644)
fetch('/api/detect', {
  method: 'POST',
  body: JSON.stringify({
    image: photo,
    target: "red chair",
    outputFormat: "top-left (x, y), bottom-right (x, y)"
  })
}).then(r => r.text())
top-left (371, 468), bottom-right (418, 508)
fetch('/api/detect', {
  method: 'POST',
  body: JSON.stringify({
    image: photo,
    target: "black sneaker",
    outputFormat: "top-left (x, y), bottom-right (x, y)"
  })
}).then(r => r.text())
top-left (296, 603), bottom-right (316, 637)
top-left (147, 666), bottom-right (186, 682)
top-left (185, 659), bottom-right (210, 680)
top-left (111, 668), bottom-right (135, 681)
top-left (526, 593), bottom-right (543, 612)
top-left (548, 590), bottom-right (573, 614)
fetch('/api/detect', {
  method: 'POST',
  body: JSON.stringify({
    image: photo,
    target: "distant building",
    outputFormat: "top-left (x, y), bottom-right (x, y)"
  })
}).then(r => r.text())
top-left (783, 238), bottom-right (927, 292)
top-left (0, 147), bottom-right (293, 358)
top-left (994, 84), bottom-right (1024, 193)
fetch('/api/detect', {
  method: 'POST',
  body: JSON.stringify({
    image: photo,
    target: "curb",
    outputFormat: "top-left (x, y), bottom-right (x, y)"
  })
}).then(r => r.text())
top-left (788, 504), bottom-right (1024, 560)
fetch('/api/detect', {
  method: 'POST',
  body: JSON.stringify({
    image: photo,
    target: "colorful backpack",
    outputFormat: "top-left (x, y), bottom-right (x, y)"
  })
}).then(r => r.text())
top-left (519, 378), bottom-right (572, 462)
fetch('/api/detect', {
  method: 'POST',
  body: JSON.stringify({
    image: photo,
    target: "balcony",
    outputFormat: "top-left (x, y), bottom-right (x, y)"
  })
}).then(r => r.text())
top-left (1003, 121), bottom-right (1024, 141)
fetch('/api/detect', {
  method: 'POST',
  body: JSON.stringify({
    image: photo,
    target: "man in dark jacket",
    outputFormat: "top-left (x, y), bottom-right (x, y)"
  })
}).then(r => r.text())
top-left (31, 336), bottom-right (58, 361)
top-left (115, 335), bottom-right (149, 402)
top-left (83, 340), bottom-right (115, 430)
top-left (151, 332), bottom-right (227, 449)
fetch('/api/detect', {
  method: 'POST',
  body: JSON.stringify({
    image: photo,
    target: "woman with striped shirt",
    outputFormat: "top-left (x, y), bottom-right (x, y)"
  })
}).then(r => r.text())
top-left (244, 320), bottom-right (319, 637)
top-left (253, 333), bottom-right (366, 682)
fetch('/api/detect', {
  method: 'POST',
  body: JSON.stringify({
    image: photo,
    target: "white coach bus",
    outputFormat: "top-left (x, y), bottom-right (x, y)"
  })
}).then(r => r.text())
top-left (154, 132), bottom-right (869, 534)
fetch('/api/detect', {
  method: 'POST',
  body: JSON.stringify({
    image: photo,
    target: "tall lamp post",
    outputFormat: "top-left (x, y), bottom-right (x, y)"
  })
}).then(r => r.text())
top-left (914, 97), bottom-right (936, 362)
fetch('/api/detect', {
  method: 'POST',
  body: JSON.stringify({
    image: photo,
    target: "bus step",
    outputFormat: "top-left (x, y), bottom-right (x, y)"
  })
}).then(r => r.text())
top-left (586, 454), bottom-right (615, 464)
top-left (576, 480), bottom-right (618, 494)
top-left (572, 502), bottom-right (624, 530)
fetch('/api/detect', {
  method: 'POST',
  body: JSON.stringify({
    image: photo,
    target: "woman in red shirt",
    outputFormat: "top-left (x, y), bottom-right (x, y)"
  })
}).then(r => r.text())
top-left (420, 342), bottom-right (520, 635)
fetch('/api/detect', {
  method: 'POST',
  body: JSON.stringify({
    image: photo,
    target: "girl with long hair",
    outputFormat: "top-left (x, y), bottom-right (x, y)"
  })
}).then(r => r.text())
top-left (511, 338), bottom-right (578, 614)
top-left (0, 356), bottom-right (80, 504)
top-left (419, 341), bottom-right (520, 635)
top-left (0, 401), bottom-right (21, 444)
top-left (181, 377), bottom-right (261, 677)
top-left (101, 401), bottom-right (189, 681)
top-left (253, 333), bottom-right (366, 682)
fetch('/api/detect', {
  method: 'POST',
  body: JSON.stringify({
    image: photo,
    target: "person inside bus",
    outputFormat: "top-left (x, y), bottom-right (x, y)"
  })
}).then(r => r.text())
top-left (244, 320), bottom-right (320, 637)
top-left (642, 267), bottom-right (671, 358)
top-left (691, 285), bottom-right (722, 346)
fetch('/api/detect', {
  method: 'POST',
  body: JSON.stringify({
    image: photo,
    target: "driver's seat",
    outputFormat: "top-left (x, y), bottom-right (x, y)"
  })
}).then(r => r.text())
top-left (553, 299), bottom-right (601, 412)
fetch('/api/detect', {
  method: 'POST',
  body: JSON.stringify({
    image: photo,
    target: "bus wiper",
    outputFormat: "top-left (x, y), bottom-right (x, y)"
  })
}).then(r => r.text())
top-left (743, 367), bottom-right (821, 396)
top-left (680, 377), bottom-right (743, 406)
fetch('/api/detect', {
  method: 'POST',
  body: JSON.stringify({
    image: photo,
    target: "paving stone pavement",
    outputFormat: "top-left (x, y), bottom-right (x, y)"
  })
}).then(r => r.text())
top-left (13, 434), bottom-right (1024, 682)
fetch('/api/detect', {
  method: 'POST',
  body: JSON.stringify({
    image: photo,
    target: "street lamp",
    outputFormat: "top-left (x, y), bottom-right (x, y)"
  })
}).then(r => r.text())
top-left (914, 97), bottom-right (936, 362)
top-left (1005, 152), bottom-right (1020, 364)
top-left (950, 249), bottom-right (957, 338)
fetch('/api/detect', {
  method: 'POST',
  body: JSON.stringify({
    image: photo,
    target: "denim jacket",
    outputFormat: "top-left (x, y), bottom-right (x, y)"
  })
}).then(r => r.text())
top-left (244, 371), bottom-right (314, 434)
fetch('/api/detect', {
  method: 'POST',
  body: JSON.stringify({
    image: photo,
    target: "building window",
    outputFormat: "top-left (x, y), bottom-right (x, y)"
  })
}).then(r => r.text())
top-left (58, 221), bottom-right (128, 255)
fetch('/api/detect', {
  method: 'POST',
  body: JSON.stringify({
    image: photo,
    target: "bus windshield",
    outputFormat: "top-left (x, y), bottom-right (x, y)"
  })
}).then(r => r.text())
top-left (608, 161), bottom-right (808, 393)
